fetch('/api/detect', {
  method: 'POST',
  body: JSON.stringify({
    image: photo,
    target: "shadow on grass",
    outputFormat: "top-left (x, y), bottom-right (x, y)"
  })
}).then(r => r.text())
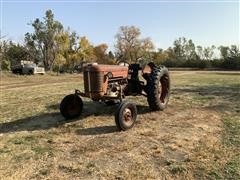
top-left (0, 101), bottom-right (150, 134)
top-left (76, 125), bottom-right (118, 136)
top-left (172, 84), bottom-right (240, 111)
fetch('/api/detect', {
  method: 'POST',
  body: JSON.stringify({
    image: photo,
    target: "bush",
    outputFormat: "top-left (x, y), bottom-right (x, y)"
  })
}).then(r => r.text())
top-left (221, 57), bottom-right (240, 70)
top-left (160, 57), bottom-right (240, 70)
top-left (162, 58), bottom-right (209, 69)
top-left (1, 59), bottom-right (11, 71)
top-left (182, 59), bottom-right (209, 69)
top-left (162, 58), bottom-right (181, 67)
top-left (211, 59), bottom-right (224, 68)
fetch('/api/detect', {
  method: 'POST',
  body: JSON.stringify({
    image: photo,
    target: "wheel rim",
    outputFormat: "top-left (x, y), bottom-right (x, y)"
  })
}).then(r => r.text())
top-left (123, 108), bottom-right (133, 126)
top-left (158, 82), bottom-right (162, 99)
top-left (159, 74), bottom-right (170, 104)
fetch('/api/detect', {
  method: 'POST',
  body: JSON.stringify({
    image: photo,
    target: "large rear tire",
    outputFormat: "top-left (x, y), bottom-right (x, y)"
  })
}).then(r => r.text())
top-left (146, 66), bottom-right (170, 111)
top-left (115, 101), bottom-right (137, 131)
top-left (60, 94), bottom-right (83, 119)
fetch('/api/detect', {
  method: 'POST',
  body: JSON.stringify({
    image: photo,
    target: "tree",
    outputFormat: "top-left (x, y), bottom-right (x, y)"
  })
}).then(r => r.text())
top-left (78, 36), bottom-right (95, 63)
top-left (68, 30), bottom-right (78, 51)
top-left (203, 45), bottom-right (215, 60)
top-left (0, 40), bottom-right (10, 70)
top-left (115, 26), bottom-right (154, 63)
top-left (25, 9), bottom-right (63, 71)
top-left (44, 10), bottom-right (63, 71)
top-left (196, 45), bottom-right (204, 60)
top-left (54, 30), bottom-right (81, 70)
top-left (93, 44), bottom-right (114, 64)
top-left (25, 32), bottom-right (41, 63)
top-left (93, 44), bottom-right (107, 63)
top-left (218, 46), bottom-right (229, 59)
top-left (218, 45), bottom-right (240, 70)
top-left (138, 37), bottom-right (155, 60)
top-left (172, 37), bottom-right (197, 60)
top-left (152, 48), bottom-right (169, 65)
top-left (229, 45), bottom-right (240, 58)
top-left (0, 40), bottom-right (28, 71)
top-left (173, 37), bottom-right (187, 59)
top-left (6, 42), bottom-right (28, 62)
top-left (185, 39), bottom-right (197, 60)
top-left (54, 31), bottom-right (70, 70)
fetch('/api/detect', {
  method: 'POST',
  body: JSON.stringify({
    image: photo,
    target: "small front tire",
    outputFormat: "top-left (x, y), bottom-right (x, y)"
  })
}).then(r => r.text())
top-left (115, 101), bottom-right (137, 131)
top-left (60, 94), bottom-right (83, 119)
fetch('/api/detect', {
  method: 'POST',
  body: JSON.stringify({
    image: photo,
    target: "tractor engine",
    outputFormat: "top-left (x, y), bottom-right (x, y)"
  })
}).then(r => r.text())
top-left (83, 64), bottom-right (128, 101)
top-left (106, 82), bottom-right (121, 97)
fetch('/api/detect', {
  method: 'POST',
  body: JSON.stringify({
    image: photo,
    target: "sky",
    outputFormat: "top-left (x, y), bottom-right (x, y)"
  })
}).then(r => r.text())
top-left (1, 0), bottom-right (239, 51)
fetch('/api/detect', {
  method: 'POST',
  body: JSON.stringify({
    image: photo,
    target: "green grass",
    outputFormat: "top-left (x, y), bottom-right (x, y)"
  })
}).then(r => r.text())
top-left (222, 116), bottom-right (240, 179)
top-left (223, 117), bottom-right (240, 146)
top-left (192, 95), bottom-right (215, 104)
top-left (224, 157), bottom-right (240, 179)
top-left (31, 146), bottom-right (53, 155)
top-left (9, 135), bottom-right (39, 145)
top-left (168, 164), bottom-right (187, 175)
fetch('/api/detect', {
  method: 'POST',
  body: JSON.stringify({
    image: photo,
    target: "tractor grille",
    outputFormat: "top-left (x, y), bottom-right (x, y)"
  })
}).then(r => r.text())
top-left (83, 71), bottom-right (89, 93)
top-left (83, 71), bottom-right (104, 94)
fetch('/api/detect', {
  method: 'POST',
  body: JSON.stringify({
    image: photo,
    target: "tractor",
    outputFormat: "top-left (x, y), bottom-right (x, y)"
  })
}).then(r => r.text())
top-left (60, 62), bottom-right (170, 131)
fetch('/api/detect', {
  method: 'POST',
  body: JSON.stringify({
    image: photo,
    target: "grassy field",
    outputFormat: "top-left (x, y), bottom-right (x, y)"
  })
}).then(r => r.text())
top-left (0, 71), bottom-right (239, 179)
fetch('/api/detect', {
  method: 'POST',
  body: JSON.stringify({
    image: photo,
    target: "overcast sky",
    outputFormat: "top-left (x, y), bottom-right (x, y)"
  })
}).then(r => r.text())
top-left (1, 0), bottom-right (239, 51)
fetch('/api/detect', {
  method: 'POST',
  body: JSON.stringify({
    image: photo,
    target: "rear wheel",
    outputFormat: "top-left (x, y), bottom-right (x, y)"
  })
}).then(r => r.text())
top-left (115, 101), bottom-right (137, 131)
top-left (60, 94), bottom-right (83, 119)
top-left (146, 66), bottom-right (170, 111)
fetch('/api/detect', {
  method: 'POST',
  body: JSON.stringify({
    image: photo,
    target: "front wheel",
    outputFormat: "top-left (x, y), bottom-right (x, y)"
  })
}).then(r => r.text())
top-left (60, 94), bottom-right (83, 119)
top-left (115, 101), bottom-right (137, 131)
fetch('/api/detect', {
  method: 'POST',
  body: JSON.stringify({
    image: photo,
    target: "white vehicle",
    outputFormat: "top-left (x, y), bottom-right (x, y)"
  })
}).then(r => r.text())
top-left (11, 60), bottom-right (45, 75)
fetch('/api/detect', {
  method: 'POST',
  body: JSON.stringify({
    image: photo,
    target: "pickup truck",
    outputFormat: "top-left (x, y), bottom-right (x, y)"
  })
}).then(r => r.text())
top-left (11, 60), bottom-right (45, 75)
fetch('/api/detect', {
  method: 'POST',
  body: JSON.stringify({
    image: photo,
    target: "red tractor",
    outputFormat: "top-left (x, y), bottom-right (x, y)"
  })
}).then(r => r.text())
top-left (60, 62), bottom-right (170, 131)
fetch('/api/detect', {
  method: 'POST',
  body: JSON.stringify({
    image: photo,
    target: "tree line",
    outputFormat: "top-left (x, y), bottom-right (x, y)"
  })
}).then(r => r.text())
top-left (1, 9), bottom-right (239, 71)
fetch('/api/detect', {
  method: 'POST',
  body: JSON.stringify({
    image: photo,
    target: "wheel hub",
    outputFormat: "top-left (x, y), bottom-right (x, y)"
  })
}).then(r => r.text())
top-left (123, 108), bottom-right (132, 123)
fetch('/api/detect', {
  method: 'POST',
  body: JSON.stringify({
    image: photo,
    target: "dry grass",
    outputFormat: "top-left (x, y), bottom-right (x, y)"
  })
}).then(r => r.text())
top-left (0, 71), bottom-right (239, 179)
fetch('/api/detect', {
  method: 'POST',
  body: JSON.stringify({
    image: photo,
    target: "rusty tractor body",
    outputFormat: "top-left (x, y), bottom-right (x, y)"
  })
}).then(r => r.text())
top-left (82, 64), bottom-right (128, 100)
top-left (60, 62), bottom-right (170, 131)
